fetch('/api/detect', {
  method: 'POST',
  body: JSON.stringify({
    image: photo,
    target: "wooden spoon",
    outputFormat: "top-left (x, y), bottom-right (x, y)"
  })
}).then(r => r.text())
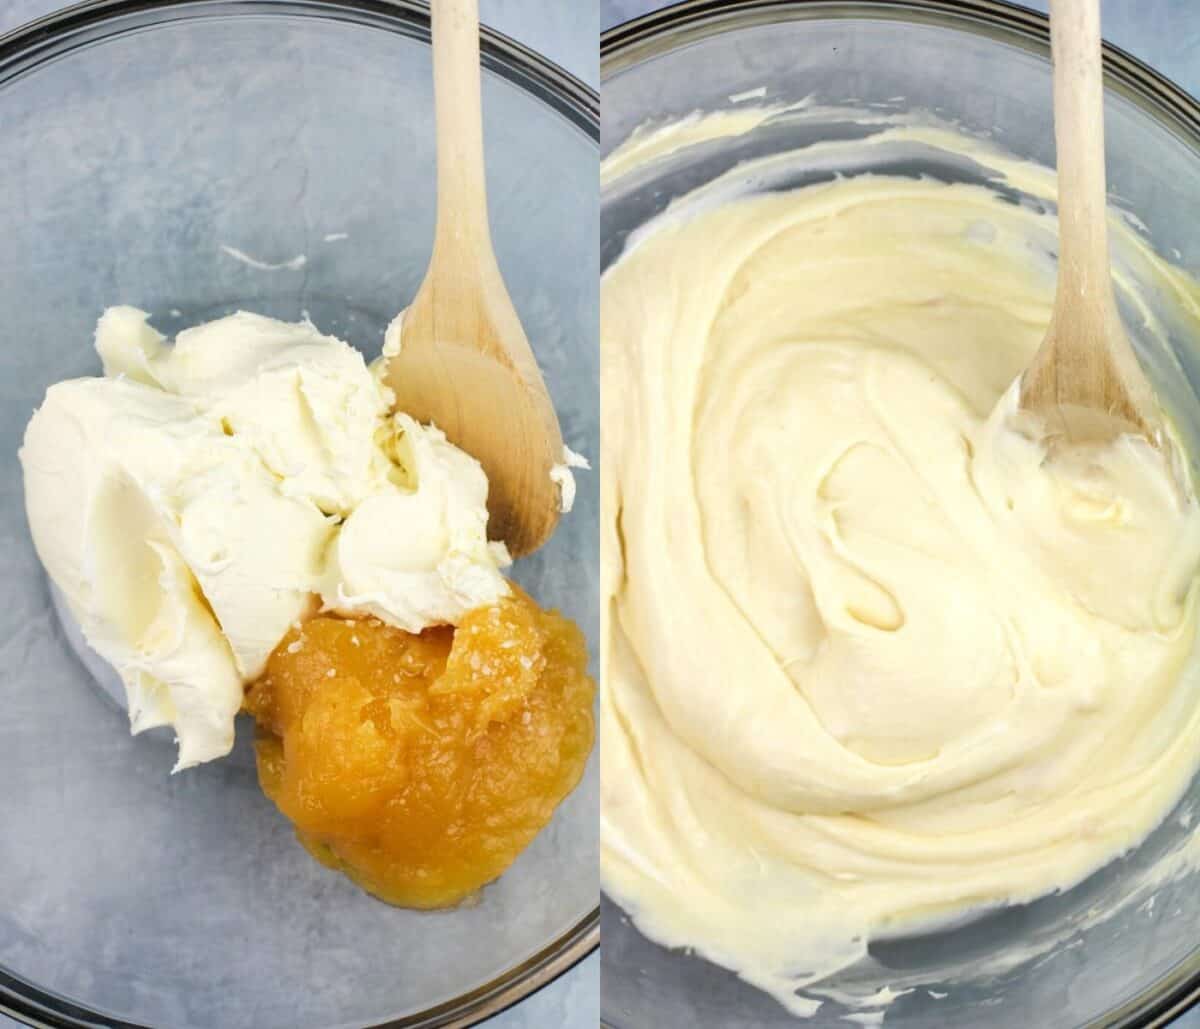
top-left (385, 0), bottom-right (564, 558)
top-left (1019, 0), bottom-right (1163, 446)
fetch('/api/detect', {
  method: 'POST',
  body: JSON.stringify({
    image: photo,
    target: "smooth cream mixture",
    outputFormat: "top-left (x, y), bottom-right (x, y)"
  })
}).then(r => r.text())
top-left (601, 127), bottom-right (1200, 1014)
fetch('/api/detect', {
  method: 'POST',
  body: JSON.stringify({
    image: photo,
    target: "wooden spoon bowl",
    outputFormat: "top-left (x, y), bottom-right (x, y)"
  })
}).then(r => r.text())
top-left (386, 0), bottom-right (564, 558)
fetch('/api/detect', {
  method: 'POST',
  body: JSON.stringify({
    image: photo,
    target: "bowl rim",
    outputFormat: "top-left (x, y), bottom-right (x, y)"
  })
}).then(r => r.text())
top-left (600, 0), bottom-right (1200, 155)
top-left (599, 2), bottom-right (1200, 1028)
top-left (0, 2), bottom-right (599, 1028)
top-left (0, 0), bottom-right (599, 129)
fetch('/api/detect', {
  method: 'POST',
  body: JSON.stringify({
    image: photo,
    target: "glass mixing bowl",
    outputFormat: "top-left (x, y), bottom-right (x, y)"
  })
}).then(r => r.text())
top-left (601, 2), bottom-right (1200, 1026)
top-left (0, 2), bottom-right (598, 1026)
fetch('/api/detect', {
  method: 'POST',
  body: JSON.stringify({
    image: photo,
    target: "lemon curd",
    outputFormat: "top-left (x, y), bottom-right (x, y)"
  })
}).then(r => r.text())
top-left (244, 587), bottom-right (594, 908)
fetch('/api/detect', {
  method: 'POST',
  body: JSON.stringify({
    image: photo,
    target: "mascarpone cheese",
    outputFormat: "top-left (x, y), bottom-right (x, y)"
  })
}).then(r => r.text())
top-left (22, 308), bottom-right (508, 770)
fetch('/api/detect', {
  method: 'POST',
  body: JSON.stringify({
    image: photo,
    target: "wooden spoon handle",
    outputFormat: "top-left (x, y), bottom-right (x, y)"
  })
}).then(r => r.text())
top-left (1050, 0), bottom-right (1113, 325)
top-left (1021, 0), bottom-right (1164, 445)
top-left (431, 0), bottom-right (490, 256)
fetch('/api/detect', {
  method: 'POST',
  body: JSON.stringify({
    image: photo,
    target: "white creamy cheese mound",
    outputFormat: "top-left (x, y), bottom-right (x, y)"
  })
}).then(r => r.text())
top-left (21, 307), bottom-right (509, 770)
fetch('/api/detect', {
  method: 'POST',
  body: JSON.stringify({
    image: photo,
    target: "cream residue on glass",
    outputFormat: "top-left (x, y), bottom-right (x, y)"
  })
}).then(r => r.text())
top-left (600, 115), bottom-right (1200, 1017)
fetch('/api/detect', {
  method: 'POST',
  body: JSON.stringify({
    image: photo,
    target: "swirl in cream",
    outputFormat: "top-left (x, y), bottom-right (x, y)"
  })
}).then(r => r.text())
top-left (600, 131), bottom-right (1200, 1014)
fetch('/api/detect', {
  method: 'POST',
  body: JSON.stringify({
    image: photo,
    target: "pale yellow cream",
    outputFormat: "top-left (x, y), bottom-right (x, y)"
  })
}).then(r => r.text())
top-left (601, 134), bottom-right (1200, 1014)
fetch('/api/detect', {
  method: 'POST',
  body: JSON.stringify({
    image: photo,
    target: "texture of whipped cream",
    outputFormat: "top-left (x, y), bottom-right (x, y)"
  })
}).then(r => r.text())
top-left (601, 122), bottom-right (1200, 1016)
top-left (22, 308), bottom-right (509, 770)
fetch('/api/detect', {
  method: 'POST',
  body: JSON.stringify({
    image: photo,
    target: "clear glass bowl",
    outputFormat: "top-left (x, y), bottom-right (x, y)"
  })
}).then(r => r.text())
top-left (601, 2), bottom-right (1200, 1026)
top-left (0, 2), bottom-right (598, 1027)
